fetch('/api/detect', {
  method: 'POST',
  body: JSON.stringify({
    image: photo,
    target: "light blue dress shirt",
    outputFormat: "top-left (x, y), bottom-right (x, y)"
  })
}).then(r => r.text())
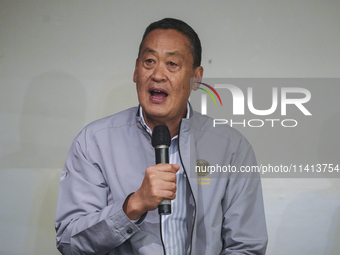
top-left (139, 105), bottom-right (188, 255)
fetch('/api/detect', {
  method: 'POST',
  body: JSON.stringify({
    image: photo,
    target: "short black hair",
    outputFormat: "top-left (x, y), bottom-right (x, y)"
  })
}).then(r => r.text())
top-left (138, 18), bottom-right (202, 68)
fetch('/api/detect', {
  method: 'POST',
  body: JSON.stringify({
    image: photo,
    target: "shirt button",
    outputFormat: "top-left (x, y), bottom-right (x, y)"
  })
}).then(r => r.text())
top-left (126, 228), bottom-right (133, 234)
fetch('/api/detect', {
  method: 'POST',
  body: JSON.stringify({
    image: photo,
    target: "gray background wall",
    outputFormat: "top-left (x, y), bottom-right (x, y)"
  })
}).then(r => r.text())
top-left (0, 1), bottom-right (339, 254)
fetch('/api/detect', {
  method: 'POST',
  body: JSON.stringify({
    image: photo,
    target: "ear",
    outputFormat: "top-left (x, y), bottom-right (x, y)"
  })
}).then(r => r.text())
top-left (133, 58), bottom-right (139, 83)
top-left (191, 66), bottom-right (204, 91)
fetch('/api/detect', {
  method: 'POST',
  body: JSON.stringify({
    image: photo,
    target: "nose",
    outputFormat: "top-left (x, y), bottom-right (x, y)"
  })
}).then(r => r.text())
top-left (151, 63), bottom-right (167, 82)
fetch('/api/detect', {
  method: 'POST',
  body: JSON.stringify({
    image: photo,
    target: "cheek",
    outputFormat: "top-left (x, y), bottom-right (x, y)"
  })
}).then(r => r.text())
top-left (137, 86), bottom-right (147, 98)
top-left (136, 76), bottom-right (148, 89)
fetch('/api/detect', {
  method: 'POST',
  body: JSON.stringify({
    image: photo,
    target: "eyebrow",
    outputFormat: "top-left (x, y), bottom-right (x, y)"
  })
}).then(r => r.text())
top-left (142, 47), bottom-right (156, 55)
top-left (166, 51), bottom-right (182, 57)
top-left (141, 47), bottom-right (184, 58)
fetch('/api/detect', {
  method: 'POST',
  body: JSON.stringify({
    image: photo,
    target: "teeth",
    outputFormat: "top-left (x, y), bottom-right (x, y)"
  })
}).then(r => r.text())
top-left (150, 90), bottom-right (168, 97)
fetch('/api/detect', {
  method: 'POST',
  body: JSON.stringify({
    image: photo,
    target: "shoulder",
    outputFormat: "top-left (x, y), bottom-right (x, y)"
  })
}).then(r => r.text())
top-left (84, 107), bottom-right (137, 132)
top-left (74, 107), bottom-right (139, 144)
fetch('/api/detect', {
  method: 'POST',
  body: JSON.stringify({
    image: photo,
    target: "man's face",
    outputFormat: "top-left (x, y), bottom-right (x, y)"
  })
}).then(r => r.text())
top-left (133, 29), bottom-right (203, 124)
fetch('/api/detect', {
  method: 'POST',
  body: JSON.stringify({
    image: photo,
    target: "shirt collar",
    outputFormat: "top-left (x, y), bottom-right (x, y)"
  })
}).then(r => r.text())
top-left (139, 102), bottom-right (190, 137)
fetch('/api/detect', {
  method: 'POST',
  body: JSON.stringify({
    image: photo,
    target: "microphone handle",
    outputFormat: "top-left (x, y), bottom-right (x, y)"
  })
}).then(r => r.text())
top-left (155, 146), bottom-right (171, 215)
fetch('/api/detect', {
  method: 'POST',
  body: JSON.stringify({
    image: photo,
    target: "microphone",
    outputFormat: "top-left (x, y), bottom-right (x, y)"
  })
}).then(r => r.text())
top-left (152, 125), bottom-right (171, 215)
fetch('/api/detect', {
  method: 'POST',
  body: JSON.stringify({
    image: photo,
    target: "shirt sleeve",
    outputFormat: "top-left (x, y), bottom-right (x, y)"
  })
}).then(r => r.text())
top-left (220, 139), bottom-right (268, 255)
top-left (55, 133), bottom-right (146, 255)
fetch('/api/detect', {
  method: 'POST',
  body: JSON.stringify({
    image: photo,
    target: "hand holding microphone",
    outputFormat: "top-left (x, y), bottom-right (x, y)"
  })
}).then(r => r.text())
top-left (123, 125), bottom-right (178, 220)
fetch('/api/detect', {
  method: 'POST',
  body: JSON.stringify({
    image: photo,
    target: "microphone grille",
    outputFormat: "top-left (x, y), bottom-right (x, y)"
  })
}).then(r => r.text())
top-left (152, 125), bottom-right (171, 147)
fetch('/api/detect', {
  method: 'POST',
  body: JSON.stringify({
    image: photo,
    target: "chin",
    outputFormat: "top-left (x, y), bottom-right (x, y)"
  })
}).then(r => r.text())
top-left (146, 110), bottom-right (168, 119)
top-left (144, 102), bottom-right (166, 112)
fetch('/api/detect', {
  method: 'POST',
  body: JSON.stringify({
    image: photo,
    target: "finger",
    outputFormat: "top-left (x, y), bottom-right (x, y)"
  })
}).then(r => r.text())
top-left (159, 172), bottom-right (177, 182)
top-left (155, 163), bottom-right (178, 173)
top-left (158, 189), bottom-right (177, 200)
top-left (161, 181), bottom-right (177, 193)
top-left (148, 181), bottom-right (176, 201)
top-left (171, 164), bottom-right (180, 172)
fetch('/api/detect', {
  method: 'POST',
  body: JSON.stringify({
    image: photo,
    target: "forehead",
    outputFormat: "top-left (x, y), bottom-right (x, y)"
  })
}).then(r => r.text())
top-left (140, 29), bottom-right (193, 60)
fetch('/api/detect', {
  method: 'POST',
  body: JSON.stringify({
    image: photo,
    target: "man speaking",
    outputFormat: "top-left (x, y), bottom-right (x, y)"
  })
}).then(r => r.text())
top-left (55, 18), bottom-right (268, 254)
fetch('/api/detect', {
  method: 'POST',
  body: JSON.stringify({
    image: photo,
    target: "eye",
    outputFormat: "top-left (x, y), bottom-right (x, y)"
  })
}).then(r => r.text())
top-left (145, 59), bottom-right (154, 64)
top-left (167, 61), bottom-right (179, 71)
top-left (144, 59), bottom-right (155, 69)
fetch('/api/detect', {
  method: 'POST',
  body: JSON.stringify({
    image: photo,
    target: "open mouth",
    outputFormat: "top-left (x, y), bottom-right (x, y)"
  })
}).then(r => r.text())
top-left (149, 89), bottom-right (168, 98)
